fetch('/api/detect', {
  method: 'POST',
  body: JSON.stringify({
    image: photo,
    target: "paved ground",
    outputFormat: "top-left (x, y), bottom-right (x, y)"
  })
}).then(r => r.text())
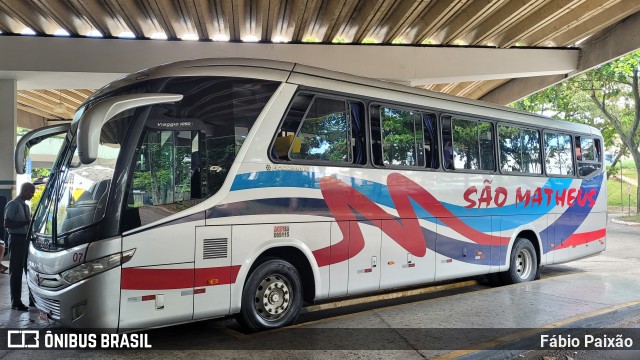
top-left (0, 220), bottom-right (639, 359)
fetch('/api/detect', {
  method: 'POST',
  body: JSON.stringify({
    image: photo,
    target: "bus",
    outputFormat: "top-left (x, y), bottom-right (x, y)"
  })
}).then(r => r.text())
top-left (19, 58), bottom-right (606, 332)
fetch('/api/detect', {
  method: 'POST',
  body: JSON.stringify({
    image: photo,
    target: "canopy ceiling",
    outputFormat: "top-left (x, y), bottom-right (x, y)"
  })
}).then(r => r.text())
top-left (1, 0), bottom-right (639, 123)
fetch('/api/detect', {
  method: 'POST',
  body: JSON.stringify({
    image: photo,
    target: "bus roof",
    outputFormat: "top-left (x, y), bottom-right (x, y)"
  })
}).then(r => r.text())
top-left (86, 58), bottom-right (600, 137)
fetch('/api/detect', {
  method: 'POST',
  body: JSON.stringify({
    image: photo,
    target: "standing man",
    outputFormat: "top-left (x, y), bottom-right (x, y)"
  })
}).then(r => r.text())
top-left (0, 195), bottom-right (7, 273)
top-left (4, 182), bottom-right (35, 311)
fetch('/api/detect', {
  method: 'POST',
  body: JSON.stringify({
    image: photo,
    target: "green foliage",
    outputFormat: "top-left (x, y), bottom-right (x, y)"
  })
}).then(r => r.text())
top-left (29, 168), bottom-right (51, 213)
top-left (453, 119), bottom-right (480, 169)
top-left (382, 108), bottom-right (422, 166)
top-left (132, 133), bottom-right (176, 204)
top-left (513, 49), bottom-right (640, 210)
top-left (608, 178), bottom-right (637, 207)
top-left (498, 126), bottom-right (540, 173)
top-left (293, 112), bottom-right (350, 162)
top-left (620, 215), bottom-right (640, 222)
top-left (621, 165), bottom-right (638, 180)
top-left (449, 119), bottom-right (494, 170)
top-left (30, 186), bottom-right (44, 213)
top-left (606, 164), bottom-right (620, 177)
top-left (31, 168), bottom-right (51, 181)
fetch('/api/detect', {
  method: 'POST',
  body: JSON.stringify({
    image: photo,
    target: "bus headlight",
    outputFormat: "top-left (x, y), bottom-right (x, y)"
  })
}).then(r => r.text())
top-left (61, 249), bottom-right (135, 284)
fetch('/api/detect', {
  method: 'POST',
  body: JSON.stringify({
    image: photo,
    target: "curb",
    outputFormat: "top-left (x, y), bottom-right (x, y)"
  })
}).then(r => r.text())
top-left (611, 218), bottom-right (640, 226)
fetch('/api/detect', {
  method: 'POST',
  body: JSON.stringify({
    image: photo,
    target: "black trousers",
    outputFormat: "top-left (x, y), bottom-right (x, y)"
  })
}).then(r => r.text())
top-left (8, 234), bottom-right (28, 307)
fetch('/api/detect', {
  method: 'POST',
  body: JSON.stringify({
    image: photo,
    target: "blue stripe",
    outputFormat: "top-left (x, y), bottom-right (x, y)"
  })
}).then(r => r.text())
top-left (230, 171), bottom-right (581, 232)
top-left (207, 197), bottom-right (506, 266)
top-left (539, 173), bottom-right (603, 253)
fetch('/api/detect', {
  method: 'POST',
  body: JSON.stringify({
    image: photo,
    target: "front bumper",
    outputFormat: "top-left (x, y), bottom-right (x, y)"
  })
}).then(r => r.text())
top-left (28, 267), bottom-right (121, 329)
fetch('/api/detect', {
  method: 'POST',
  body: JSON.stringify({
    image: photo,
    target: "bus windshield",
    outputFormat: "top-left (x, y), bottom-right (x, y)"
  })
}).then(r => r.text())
top-left (31, 76), bottom-right (281, 250)
top-left (31, 112), bottom-right (131, 250)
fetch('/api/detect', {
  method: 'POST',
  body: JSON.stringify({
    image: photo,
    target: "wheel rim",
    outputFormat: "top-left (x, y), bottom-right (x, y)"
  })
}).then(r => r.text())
top-left (515, 248), bottom-right (533, 280)
top-left (254, 274), bottom-right (292, 321)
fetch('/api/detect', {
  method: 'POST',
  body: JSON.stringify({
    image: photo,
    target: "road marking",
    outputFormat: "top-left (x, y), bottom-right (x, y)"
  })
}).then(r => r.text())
top-left (223, 328), bottom-right (249, 339)
top-left (432, 299), bottom-right (640, 360)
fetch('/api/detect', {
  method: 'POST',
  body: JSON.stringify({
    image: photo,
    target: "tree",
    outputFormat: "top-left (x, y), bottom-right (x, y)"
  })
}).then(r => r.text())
top-left (381, 108), bottom-right (423, 166)
top-left (512, 50), bottom-right (640, 212)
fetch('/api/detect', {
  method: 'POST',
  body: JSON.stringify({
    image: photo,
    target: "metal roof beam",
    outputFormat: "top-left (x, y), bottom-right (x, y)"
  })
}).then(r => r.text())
top-left (481, 10), bottom-right (640, 105)
top-left (0, 35), bottom-right (578, 90)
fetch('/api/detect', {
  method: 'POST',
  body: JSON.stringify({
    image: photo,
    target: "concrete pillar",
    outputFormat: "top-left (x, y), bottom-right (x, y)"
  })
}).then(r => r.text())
top-left (0, 79), bottom-right (17, 202)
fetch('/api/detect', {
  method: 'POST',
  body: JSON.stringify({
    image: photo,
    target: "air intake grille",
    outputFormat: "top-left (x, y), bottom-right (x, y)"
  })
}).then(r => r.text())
top-left (32, 292), bottom-right (61, 319)
top-left (203, 238), bottom-right (228, 259)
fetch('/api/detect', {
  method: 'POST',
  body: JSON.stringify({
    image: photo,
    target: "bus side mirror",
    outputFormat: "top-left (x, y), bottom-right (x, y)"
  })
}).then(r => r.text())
top-left (15, 124), bottom-right (70, 174)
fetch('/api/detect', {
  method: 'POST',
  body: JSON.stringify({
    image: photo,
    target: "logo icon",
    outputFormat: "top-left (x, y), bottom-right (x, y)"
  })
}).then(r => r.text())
top-left (7, 330), bottom-right (39, 348)
top-left (266, 165), bottom-right (271, 171)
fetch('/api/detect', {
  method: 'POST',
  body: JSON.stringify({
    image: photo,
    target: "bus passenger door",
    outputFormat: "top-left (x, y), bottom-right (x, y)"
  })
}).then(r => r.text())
top-left (193, 226), bottom-right (232, 319)
top-left (347, 221), bottom-right (382, 295)
top-left (380, 218), bottom-right (436, 289)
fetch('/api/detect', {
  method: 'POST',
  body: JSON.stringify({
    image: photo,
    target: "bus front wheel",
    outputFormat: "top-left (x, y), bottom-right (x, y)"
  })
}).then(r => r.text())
top-left (500, 238), bottom-right (538, 284)
top-left (238, 258), bottom-right (302, 331)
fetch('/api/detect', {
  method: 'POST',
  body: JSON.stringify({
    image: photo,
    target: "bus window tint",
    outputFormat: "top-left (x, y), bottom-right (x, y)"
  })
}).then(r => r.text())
top-left (129, 130), bottom-right (201, 226)
top-left (441, 118), bottom-right (453, 169)
top-left (545, 132), bottom-right (574, 176)
top-left (448, 117), bottom-right (495, 171)
top-left (478, 122), bottom-right (495, 171)
top-left (123, 77), bottom-right (278, 230)
top-left (499, 125), bottom-right (541, 174)
top-left (423, 113), bottom-right (439, 169)
top-left (522, 129), bottom-right (542, 173)
top-left (575, 136), bottom-right (602, 177)
top-left (581, 137), bottom-right (595, 160)
top-left (380, 107), bottom-right (424, 167)
top-left (290, 97), bottom-right (352, 163)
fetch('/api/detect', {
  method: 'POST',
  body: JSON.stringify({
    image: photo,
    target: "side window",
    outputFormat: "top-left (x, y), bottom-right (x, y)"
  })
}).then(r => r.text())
top-left (498, 125), bottom-right (541, 174)
top-left (128, 130), bottom-right (204, 227)
top-left (544, 132), bottom-right (574, 176)
top-left (273, 93), bottom-right (365, 165)
top-left (423, 113), bottom-right (439, 169)
top-left (370, 106), bottom-right (437, 169)
top-left (379, 106), bottom-right (424, 167)
top-left (442, 116), bottom-right (495, 171)
top-left (575, 136), bottom-right (602, 177)
top-left (291, 97), bottom-right (351, 162)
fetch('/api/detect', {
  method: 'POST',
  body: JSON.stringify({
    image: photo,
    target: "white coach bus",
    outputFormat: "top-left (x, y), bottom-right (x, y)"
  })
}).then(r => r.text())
top-left (18, 58), bottom-right (606, 332)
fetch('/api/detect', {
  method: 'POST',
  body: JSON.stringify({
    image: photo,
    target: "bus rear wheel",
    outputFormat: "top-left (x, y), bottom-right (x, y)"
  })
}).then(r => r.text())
top-left (500, 238), bottom-right (538, 284)
top-left (238, 259), bottom-right (302, 331)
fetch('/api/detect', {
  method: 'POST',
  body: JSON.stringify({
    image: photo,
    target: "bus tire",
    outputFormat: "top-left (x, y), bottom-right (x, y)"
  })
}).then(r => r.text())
top-left (500, 238), bottom-right (538, 284)
top-left (237, 259), bottom-right (302, 331)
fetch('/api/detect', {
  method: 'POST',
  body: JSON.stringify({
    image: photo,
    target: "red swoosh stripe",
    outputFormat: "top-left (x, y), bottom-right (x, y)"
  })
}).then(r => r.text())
top-left (121, 265), bottom-right (240, 290)
top-left (554, 228), bottom-right (606, 250)
top-left (313, 174), bottom-right (508, 267)
top-left (195, 265), bottom-right (241, 287)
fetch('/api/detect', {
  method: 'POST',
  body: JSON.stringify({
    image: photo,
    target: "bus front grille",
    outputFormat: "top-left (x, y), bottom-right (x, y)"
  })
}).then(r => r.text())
top-left (32, 293), bottom-right (61, 319)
